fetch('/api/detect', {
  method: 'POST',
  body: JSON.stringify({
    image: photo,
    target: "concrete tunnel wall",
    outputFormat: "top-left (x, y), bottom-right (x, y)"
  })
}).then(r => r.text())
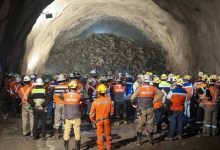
top-left (1, 0), bottom-right (220, 75)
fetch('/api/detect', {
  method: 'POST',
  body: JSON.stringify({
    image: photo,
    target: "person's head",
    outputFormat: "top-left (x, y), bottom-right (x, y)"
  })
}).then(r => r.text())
top-left (68, 80), bottom-right (78, 91)
top-left (15, 76), bottom-right (22, 83)
top-left (160, 74), bottom-right (168, 81)
top-left (153, 77), bottom-right (161, 88)
top-left (143, 75), bottom-right (151, 84)
top-left (137, 74), bottom-right (143, 84)
top-left (23, 75), bottom-right (31, 85)
top-left (57, 74), bottom-right (66, 83)
top-left (90, 69), bottom-right (98, 78)
top-left (176, 78), bottom-right (184, 87)
top-left (97, 84), bottom-right (107, 97)
top-left (35, 78), bottom-right (44, 87)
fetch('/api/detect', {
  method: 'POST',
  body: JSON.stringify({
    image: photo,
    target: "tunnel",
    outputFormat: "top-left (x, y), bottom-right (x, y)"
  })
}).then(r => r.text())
top-left (0, 0), bottom-right (220, 75)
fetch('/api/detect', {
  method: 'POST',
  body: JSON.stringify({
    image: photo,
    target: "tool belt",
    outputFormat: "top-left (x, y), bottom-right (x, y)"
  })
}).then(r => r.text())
top-left (96, 117), bottom-right (109, 123)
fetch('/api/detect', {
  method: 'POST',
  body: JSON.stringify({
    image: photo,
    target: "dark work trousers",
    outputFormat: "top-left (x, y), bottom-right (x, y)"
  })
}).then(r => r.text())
top-left (195, 104), bottom-right (204, 134)
top-left (115, 101), bottom-right (127, 120)
top-left (155, 108), bottom-right (162, 133)
top-left (33, 109), bottom-right (47, 138)
top-left (11, 97), bottom-right (21, 115)
top-left (168, 110), bottom-right (184, 138)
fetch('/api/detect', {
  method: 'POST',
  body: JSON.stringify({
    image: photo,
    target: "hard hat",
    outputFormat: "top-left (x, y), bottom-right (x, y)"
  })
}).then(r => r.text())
top-left (160, 74), bottom-right (168, 80)
top-left (15, 76), bottom-right (22, 82)
top-left (183, 75), bottom-right (192, 80)
top-left (210, 74), bottom-right (217, 80)
top-left (168, 73), bottom-right (174, 78)
top-left (98, 76), bottom-right (107, 82)
top-left (68, 80), bottom-right (77, 89)
top-left (176, 78), bottom-right (184, 86)
top-left (23, 75), bottom-right (31, 82)
top-left (107, 75), bottom-right (113, 80)
top-left (175, 75), bottom-right (181, 80)
top-left (137, 74), bottom-right (144, 80)
top-left (90, 69), bottom-right (97, 74)
top-left (153, 77), bottom-right (161, 84)
top-left (116, 78), bottom-right (122, 82)
top-left (202, 74), bottom-right (208, 81)
top-left (57, 74), bottom-right (66, 82)
top-left (143, 75), bottom-right (151, 83)
top-left (217, 76), bottom-right (220, 81)
top-left (69, 73), bottom-right (74, 78)
top-left (146, 71), bottom-right (153, 76)
top-left (30, 74), bottom-right (36, 79)
top-left (35, 78), bottom-right (44, 86)
top-left (97, 84), bottom-right (108, 94)
top-left (198, 71), bottom-right (203, 77)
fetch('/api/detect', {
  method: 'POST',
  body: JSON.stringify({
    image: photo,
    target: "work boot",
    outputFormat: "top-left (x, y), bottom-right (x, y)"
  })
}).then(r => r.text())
top-left (64, 140), bottom-right (69, 150)
top-left (135, 132), bottom-right (142, 146)
top-left (75, 140), bottom-right (80, 150)
top-left (148, 132), bottom-right (154, 145)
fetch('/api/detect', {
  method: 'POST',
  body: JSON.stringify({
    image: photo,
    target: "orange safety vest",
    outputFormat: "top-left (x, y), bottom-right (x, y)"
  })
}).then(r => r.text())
top-left (18, 85), bottom-right (32, 104)
top-left (205, 86), bottom-right (219, 105)
top-left (138, 85), bottom-right (156, 98)
top-left (113, 84), bottom-right (125, 93)
top-left (63, 91), bottom-right (81, 105)
top-left (170, 88), bottom-right (187, 111)
top-left (53, 83), bottom-right (68, 104)
top-left (90, 96), bottom-right (114, 121)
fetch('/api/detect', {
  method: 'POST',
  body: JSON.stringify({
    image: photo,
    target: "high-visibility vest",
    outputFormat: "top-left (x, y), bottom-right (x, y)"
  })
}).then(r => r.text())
top-left (53, 83), bottom-right (68, 104)
top-left (113, 84), bottom-right (125, 93)
top-left (18, 85), bottom-right (32, 104)
top-left (170, 87), bottom-right (187, 111)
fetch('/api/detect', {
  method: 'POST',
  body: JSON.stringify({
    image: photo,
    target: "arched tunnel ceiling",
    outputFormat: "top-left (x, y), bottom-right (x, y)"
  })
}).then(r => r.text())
top-left (1, 0), bottom-right (220, 75)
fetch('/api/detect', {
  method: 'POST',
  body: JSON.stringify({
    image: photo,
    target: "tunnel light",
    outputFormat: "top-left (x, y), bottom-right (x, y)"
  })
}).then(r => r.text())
top-left (27, 55), bottom-right (39, 73)
top-left (42, 12), bottom-right (53, 19)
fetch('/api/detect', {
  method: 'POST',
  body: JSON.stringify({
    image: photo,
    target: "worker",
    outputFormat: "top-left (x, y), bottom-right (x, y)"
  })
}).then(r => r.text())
top-left (153, 77), bottom-right (164, 135)
top-left (18, 75), bottom-right (34, 136)
top-left (62, 80), bottom-right (86, 150)
top-left (165, 78), bottom-right (187, 141)
top-left (131, 75), bottom-right (164, 145)
top-left (113, 78), bottom-right (127, 125)
top-left (133, 74), bottom-right (143, 91)
top-left (53, 74), bottom-right (68, 138)
top-left (29, 78), bottom-right (49, 140)
top-left (183, 75), bottom-right (193, 125)
top-left (9, 75), bottom-right (22, 116)
top-left (203, 78), bottom-right (219, 136)
top-left (90, 84), bottom-right (114, 150)
top-left (159, 74), bottom-right (171, 128)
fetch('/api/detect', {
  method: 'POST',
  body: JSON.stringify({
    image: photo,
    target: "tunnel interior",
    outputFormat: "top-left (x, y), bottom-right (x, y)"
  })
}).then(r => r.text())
top-left (45, 19), bottom-right (167, 75)
top-left (1, 0), bottom-right (220, 76)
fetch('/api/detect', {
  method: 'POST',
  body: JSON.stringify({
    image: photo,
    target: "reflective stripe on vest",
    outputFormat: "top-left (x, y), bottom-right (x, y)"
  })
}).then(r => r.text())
top-left (64, 92), bottom-right (81, 105)
top-left (20, 86), bottom-right (32, 104)
top-left (114, 84), bottom-right (125, 93)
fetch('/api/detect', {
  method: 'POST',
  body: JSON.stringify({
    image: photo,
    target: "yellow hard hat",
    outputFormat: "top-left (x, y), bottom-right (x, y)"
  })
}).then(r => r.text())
top-left (97, 84), bottom-right (108, 94)
top-left (176, 78), bottom-right (184, 86)
top-left (68, 80), bottom-right (77, 89)
top-left (153, 77), bottom-right (161, 84)
top-left (160, 74), bottom-right (168, 80)
top-left (146, 71), bottom-right (153, 76)
top-left (175, 75), bottom-right (181, 80)
top-left (202, 74), bottom-right (208, 81)
top-left (183, 75), bottom-right (192, 80)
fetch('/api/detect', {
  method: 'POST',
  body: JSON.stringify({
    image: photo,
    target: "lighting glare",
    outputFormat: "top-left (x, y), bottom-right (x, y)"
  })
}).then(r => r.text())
top-left (27, 55), bottom-right (39, 72)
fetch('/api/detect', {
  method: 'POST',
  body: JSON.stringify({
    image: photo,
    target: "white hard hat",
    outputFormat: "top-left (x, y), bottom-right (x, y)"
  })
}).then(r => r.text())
top-left (69, 73), bottom-right (74, 78)
top-left (30, 74), bottom-right (36, 79)
top-left (15, 76), bottom-right (22, 82)
top-left (90, 69), bottom-right (97, 74)
top-left (57, 74), bottom-right (66, 82)
top-left (35, 78), bottom-right (44, 85)
top-left (176, 78), bottom-right (184, 86)
top-left (23, 75), bottom-right (31, 82)
top-left (143, 75), bottom-right (151, 83)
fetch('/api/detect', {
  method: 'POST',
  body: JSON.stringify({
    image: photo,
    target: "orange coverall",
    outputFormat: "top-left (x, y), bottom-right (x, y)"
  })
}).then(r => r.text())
top-left (90, 95), bottom-right (114, 150)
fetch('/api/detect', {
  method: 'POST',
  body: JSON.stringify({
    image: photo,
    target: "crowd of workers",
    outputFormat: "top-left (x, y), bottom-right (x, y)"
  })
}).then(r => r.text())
top-left (0, 70), bottom-right (219, 150)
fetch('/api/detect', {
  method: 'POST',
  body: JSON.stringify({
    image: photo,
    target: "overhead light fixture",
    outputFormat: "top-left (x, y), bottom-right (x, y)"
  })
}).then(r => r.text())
top-left (41, 12), bottom-right (53, 19)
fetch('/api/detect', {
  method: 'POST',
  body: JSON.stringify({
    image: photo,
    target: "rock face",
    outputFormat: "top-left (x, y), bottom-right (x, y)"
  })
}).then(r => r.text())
top-left (45, 33), bottom-right (166, 75)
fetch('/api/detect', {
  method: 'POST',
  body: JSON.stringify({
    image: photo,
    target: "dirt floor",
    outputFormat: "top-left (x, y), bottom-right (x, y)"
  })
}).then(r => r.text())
top-left (0, 117), bottom-right (219, 150)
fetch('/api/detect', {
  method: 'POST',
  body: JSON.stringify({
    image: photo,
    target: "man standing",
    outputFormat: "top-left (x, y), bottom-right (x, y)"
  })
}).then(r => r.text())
top-left (131, 75), bottom-right (164, 145)
top-left (18, 75), bottom-right (34, 136)
top-left (53, 74), bottom-right (68, 138)
top-left (62, 81), bottom-right (85, 150)
top-left (29, 78), bottom-right (49, 140)
top-left (113, 78), bottom-right (127, 125)
top-left (90, 84), bottom-right (114, 150)
top-left (165, 78), bottom-right (187, 141)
